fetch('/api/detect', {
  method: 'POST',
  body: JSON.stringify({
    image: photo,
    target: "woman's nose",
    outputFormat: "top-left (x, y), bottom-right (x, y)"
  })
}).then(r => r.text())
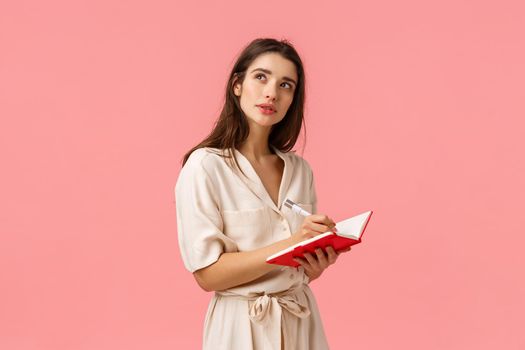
top-left (264, 85), bottom-right (277, 100)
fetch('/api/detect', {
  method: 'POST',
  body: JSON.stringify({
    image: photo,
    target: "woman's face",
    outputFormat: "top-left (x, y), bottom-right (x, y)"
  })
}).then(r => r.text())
top-left (234, 52), bottom-right (298, 130)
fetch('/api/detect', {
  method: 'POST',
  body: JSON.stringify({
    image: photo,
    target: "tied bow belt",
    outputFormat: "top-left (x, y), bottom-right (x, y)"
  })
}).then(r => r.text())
top-left (216, 284), bottom-right (311, 350)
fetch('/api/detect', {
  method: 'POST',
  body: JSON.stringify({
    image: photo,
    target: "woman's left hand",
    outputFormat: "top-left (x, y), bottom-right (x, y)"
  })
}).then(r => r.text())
top-left (293, 246), bottom-right (351, 282)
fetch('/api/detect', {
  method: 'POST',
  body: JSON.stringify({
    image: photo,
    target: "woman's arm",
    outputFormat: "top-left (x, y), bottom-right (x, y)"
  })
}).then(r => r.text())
top-left (194, 236), bottom-right (300, 292)
top-left (193, 214), bottom-right (336, 292)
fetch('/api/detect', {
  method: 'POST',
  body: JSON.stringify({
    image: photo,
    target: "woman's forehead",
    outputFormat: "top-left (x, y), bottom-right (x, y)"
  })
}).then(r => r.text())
top-left (248, 53), bottom-right (298, 81)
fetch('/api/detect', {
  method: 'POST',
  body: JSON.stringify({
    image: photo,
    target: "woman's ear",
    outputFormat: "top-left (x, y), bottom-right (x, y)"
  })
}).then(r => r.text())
top-left (233, 82), bottom-right (241, 97)
top-left (232, 76), bottom-right (242, 97)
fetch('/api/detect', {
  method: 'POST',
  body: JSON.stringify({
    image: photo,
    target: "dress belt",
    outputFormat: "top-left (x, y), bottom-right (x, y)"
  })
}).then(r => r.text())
top-left (215, 285), bottom-right (311, 350)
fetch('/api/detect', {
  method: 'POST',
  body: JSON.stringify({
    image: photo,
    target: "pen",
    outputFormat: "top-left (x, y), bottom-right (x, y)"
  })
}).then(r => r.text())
top-left (284, 198), bottom-right (338, 233)
top-left (284, 198), bottom-right (311, 216)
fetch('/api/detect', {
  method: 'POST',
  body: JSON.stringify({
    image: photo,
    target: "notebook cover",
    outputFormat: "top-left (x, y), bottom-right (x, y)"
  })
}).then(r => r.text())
top-left (266, 210), bottom-right (373, 267)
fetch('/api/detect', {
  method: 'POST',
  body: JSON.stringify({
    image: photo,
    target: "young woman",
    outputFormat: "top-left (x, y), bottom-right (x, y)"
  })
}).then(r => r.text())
top-left (175, 38), bottom-right (352, 350)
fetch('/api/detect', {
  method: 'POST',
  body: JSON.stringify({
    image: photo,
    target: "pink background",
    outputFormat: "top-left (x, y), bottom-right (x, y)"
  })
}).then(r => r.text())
top-left (1, 0), bottom-right (524, 349)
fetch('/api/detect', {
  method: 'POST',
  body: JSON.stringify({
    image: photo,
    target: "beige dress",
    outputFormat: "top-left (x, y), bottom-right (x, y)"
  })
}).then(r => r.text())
top-left (174, 146), bottom-right (330, 350)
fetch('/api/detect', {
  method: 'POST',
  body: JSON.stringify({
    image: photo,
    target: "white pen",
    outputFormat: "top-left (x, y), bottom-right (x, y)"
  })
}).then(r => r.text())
top-left (284, 198), bottom-right (312, 216)
top-left (284, 198), bottom-right (338, 233)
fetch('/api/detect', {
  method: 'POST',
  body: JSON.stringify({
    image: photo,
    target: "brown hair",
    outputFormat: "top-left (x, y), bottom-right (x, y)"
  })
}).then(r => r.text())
top-left (181, 37), bottom-right (307, 173)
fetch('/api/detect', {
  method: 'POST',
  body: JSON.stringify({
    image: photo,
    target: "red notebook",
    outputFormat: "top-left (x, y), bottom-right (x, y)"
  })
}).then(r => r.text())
top-left (266, 210), bottom-right (373, 267)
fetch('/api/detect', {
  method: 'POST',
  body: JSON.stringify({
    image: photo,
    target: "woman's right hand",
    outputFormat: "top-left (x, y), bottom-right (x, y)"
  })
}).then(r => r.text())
top-left (289, 214), bottom-right (337, 244)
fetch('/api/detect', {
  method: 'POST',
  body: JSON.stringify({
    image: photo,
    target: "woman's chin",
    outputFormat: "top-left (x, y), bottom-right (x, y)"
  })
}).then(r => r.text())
top-left (246, 115), bottom-right (284, 129)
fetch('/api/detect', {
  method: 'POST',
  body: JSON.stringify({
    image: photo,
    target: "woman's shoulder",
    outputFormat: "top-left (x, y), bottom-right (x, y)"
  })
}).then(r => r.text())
top-left (182, 147), bottom-right (230, 173)
top-left (176, 148), bottom-right (228, 192)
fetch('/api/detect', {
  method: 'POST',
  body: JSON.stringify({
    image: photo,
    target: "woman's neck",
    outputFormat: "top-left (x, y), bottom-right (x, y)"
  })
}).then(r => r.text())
top-left (238, 125), bottom-right (275, 161)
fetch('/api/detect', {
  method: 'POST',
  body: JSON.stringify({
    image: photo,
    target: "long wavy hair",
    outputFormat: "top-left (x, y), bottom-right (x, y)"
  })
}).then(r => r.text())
top-left (181, 37), bottom-right (307, 174)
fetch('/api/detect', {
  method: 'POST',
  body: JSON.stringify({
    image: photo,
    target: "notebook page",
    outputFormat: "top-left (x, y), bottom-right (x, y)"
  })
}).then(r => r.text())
top-left (335, 211), bottom-right (372, 239)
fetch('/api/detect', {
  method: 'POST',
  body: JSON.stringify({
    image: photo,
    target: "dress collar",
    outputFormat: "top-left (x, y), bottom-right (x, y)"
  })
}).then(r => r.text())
top-left (232, 145), bottom-right (293, 215)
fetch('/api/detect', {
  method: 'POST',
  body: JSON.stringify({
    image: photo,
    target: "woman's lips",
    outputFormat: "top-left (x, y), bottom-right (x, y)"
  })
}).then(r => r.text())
top-left (257, 106), bottom-right (276, 114)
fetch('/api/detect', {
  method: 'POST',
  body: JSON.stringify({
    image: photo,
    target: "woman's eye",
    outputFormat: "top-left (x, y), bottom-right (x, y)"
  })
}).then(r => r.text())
top-left (255, 74), bottom-right (294, 89)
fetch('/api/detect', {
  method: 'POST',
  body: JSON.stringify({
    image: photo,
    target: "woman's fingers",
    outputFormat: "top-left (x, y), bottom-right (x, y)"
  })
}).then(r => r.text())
top-left (293, 257), bottom-right (305, 267)
top-left (308, 214), bottom-right (336, 227)
top-left (306, 215), bottom-right (337, 233)
top-left (325, 246), bottom-right (338, 264)
top-left (294, 257), bottom-right (314, 274)
top-left (303, 252), bottom-right (320, 270)
top-left (295, 245), bottom-right (350, 270)
top-left (314, 248), bottom-right (329, 268)
top-left (306, 221), bottom-right (332, 234)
